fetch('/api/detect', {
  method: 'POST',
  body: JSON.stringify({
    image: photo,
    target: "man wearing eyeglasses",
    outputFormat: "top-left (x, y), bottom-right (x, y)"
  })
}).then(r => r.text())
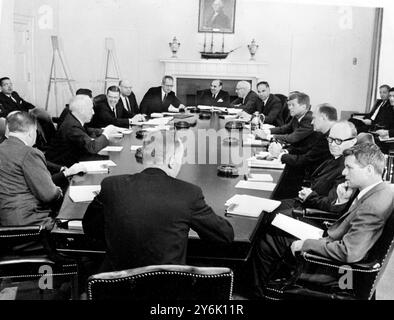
top-left (140, 76), bottom-right (186, 116)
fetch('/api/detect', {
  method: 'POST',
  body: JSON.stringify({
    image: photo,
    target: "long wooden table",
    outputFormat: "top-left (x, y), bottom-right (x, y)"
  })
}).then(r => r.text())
top-left (52, 113), bottom-right (283, 263)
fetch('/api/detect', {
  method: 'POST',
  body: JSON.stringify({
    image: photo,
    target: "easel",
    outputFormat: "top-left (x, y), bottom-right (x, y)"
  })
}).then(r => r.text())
top-left (45, 36), bottom-right (74, 115)
top-left (103, 37), bottom-right (121, 93)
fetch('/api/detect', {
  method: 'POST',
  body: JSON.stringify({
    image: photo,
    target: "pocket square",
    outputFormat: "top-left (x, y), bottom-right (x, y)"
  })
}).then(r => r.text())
top-left (217, 99), bottom-right (224, 103)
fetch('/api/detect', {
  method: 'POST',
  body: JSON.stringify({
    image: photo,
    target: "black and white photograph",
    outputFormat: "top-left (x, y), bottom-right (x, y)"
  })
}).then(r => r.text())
top-left (1, 0), bottom-right (394, 309)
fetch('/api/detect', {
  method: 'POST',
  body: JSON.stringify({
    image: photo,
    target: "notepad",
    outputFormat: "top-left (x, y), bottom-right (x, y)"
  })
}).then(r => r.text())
top-left (245, 173), bottom-right (274, 182)
top-left (272, 213), bottom-right (324, 240)
top-left (69, 185), bottom-right (101, 203)
top-left (151, 113), bottom-right (165, 118)
top-left (79, 160), bottom-right (117, 174)
top-left (99, 146), bottom-right (124, 153)
top-left (225, 195), bottom-right (281, 218)
top-left (235, 180), bottom-right (276, 192)
top-left (141, 117), bottom-right (173, 126)
top-left (131, 145), bottom-right (143, 152)
top-left (68, 220), bottom-right (83, 231)
top-left (247, 157), bottom-right (285, 170)
top-left (243, 138), bottom-right (264, 147)
top-left (227, 108), bottom-right (242, 115)
top-left (379, 137), bottom-right (394, 142)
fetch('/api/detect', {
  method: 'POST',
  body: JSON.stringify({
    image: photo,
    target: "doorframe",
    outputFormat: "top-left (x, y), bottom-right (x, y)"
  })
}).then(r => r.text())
top-left (13, 13), bottom-right (36, 103)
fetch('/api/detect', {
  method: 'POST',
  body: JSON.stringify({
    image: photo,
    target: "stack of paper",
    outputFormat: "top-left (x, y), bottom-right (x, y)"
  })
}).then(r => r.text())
top-left (272, 213), bottom-right (324, 240)
top-left (141, 117), bottom-right (173, 126)
top-left (247, 157), bottom-right (285, 170)
top-left (379, 136), bottom-right (394, 142)
top-left (131, 145), bottom-right (143, 152)
top-left (235, 180), bottom-right (277, 192)
top-left (197, 105), bottom-right (214, 111)
top-left (243, 138), bottom-right (264, 147)
top-left (79, 160), bottom-right (117, 174)
top-left (227, 108), bottom-right (242, 115)
top-left (225, 195), bottom-right (281, 218)
top-left (245, 173), bottom-right (274, 182)
top-left (98, 146), bottom-right (124, 155)
top-left (69, 185), bottom-right (101, 203)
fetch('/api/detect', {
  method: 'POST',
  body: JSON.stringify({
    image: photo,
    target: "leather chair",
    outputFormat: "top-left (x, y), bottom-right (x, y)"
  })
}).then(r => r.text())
top-left (87, 265), bottom-right (234, 300)
top-left (0, 225), bottom-right (79, 300)
top-left (275, 94), bottom-right (290, 125)
top-left (263, 188), bottom-right (394, 300)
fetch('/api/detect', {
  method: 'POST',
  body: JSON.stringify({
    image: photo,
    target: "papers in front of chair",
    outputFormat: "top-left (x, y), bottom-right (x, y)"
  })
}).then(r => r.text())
top-left (272, 213), bottom-right (324, 241)
top-left (68, 220), bottom-right (83, 231)
top-left (243, 138), bottom-right (264, 147)
top-left (227, 108), bottom-right (242, 115)
top-left (141, 117), bottom-right (173, 126)
top-left (235, 180), bottom-right (277, 192)
top-left (79, 160), bottom-right (117, 174)
top-left (99, 146), bottom-right (124, 154)
top-left (245, 173), bottom-right (274, 182)
top-left (247, 157), bottom-right (285, 170)
top-left (131, 145), bottom-right (143, 152)
top-left (69, 185), bottom-right (101, 203)
top-left (150, 113), bottom-right (164, 118)
top-left (225, 195), bottom-right (281, 218)
top-left (379, 136), bottom-right (394, 142)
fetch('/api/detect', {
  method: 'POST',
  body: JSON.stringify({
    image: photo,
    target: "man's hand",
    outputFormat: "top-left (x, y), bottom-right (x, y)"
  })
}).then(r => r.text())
top-left (376, 129), bottom-right (389, 139)
top-left (268, 142), bottom-right (283, 158)
top-left (63, 163), bottom-right (87, 177)
top-left (255, 128), bottom-right (271, 140)
top-left (361, 119), bottom-right (372, 126)
top-left (291, 240), bottom-right (305, 256)
top-left (129, 114), bottom-right (146, 124)
top-left (298, 187), bottom-right (313, 202)
top-left (168, 105), bottom-right (180, 113)
top-left (239, 111), bottom-right (252, 122)
top-left (102, 125), bottom-right (123, 139)
top-left (179, 104), bottom-right (186, 111)
top-left (336, 182), bottom-right (353, 205)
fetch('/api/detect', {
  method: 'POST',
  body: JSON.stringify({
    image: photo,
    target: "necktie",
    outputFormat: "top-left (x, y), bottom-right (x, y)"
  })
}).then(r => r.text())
top-left (10, 96), bottom-right (17, 104)
top-left (163, 94), bottom-right (168, 102)
top-left (113, 107), bottom-right (117, 119)
top-left (125, 97), bottom-right (131, 113)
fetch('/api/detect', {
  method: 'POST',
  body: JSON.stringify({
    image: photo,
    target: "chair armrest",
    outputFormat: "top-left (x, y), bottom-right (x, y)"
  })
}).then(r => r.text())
top-left (303, 209), bottom-right (339, 222)
top-left (0, 225), bottom-right (44, 238)
top-left (351, 113), bottom-right (368, 118)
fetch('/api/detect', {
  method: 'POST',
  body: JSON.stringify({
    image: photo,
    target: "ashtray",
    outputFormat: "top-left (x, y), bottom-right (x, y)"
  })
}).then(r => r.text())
top-left (174, 121), bottom-right (191, 130)
top-left (223, 137), bottom-right (239, 146)
top-left (135, 147), bottom-right (143, 164)
top-left (189, 107), bottom-right (200, 114)
top-left (225, 121), bottom-right (244, 131)
top-left (199, 113), bottom-right (212, 120)
top-left (217, 165), bottom-right (239, 178)
top-left (136, 130), bottom-right (147, 140)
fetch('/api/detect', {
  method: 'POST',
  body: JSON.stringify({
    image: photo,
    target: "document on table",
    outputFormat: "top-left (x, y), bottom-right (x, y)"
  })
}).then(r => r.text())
top-left (243, 138), bottom-right (264, 147)
top-left (79, 160), bottom-right (117, 174)
top-left (272, 213), bottom-right (324, 241)
top-left (245, 173), bottom-right (274, 182)
top-left (235, 180), bottom-right (277, 192)
top-left (131, 145), bottom-right (143, 152)
top-left (69, 185), bottom-right (101, 203)
top-left (98, 146), bottom-right (124, 154)
top-left (141, 117), bottom-right (173, 126)
top-left (247, 157), bottom-right (285, 170)
top-left (225, 195), bottom-right (281, 218)
top-left (379, 136), bottom-right (394, 142)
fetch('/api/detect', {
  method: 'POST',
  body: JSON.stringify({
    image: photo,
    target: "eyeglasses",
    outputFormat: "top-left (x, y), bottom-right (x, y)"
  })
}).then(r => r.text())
top-left (327, 137), bottom-right (354, 145)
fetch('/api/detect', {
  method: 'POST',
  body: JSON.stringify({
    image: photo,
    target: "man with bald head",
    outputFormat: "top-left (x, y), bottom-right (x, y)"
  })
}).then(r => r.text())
top-left (197, 79), bottom-right (230, 108)
top-left (118, 80), bottom-right (139, 116)
top-left (230, 81), bottom-right (261, 114)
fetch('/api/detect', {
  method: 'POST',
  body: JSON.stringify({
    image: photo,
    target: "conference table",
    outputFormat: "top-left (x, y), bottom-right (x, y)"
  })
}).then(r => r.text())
top-left (51, 112), bottom-right (284, 265)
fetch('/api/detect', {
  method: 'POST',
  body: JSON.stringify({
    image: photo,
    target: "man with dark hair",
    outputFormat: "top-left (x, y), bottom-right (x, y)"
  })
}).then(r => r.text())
top-left (0, 77), bottom-right (36, 117)
top-left (230, 81), bottom-right (261, 114)
top-left (118, 80), bottom-right (140, 116)
top-left (252, 143), bottom-right (393, 298)
top-left (374, 87), bottom-right (394, 140)
top-left (350, 84), bottom-right (392, 133)
top-left (256, 81), bottom-right (283, 126)
top-left (256, 92), bottom-right (314, 146)
top-left (90, 86), bottom-right (145, 128)
top-left (0, 112), bottom-right (62, 230)
top-left (46, 95), bottom-right (122, 167)
top-left (140, 76), bottom-right (186, 116)
top-left (83, 131), bottom-right (234, 272)
top-left (197, 79), bottom-right (230, 108)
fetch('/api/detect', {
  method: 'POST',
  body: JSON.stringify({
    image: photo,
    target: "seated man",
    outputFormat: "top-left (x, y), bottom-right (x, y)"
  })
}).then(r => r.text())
top-left (271, 121), bottom-right (358, 221)
top-left (350, 84), bottom-right (392, 133)
top-left (256, 81), bottom-right (283, 126)
top-left (0, 112), bottom-right (62, 230)
top-left (83, 131), bottom-right (234, 272)
top-left (140, 76), bottom-right (186, 116)
top-left (0, 77), bottom-right (36, 116)
top-left (90, 86), bottom-right (145, 128)
top-left (252, 143), bottom-right (393, 298)
top-left (230, 81), bottom-right (261, 114)
top-left (197, 79), bottom-right (230, 108)
top-left (269, 104), bottom-right (337, 178)
top-left (374, 87), bottom-right (394, 139)
top-left (255, 92), bottom-right (314, 147)
top-left (46, 95), bottom-right (122, 167)
top-left (118, 79), bottom-right (140, 116)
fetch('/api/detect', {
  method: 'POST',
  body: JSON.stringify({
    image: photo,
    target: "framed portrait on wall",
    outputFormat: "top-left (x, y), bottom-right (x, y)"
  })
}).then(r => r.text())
top-left (198, 0), bottom-right (236, 34)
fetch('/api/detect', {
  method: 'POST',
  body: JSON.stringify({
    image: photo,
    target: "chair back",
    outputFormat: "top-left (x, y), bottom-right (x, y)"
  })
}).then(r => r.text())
top-left (87, 265), bottom-right (233, 301)
top-left (0, 225), bottom-right (45, 254)
top-left (93, 94), bottom-right (107, 107)
top-left (275, 94), bottom-right (290, 125)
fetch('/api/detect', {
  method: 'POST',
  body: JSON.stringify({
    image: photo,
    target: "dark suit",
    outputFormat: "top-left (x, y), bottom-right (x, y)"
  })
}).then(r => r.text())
top-left (0, 92), bottom-right (36, 117)
top-left (117, 93), bottom-right (139, 116)
top-left (45, 112), bottom-right (109, 167)
top-left (140, 87), bottom-right (182, 116)
top-left (0, 137), bottom-right (61, 229)
top-left (230, 90), bottom-right (262, 114)
top-left (83, 168), bottom-right (234, 272)
top-left (270, 111), bottom-right (314, 146)
top-left (260, 94), bottom-right (284, 127)
top-left (197, 89), bottom-right (230, 108)
top-left (90, 99), bottom-right (132, 129)
top-left (351, 100), bottom-right (394, 133)
top-left (253, 182), bottom-right (393, 292)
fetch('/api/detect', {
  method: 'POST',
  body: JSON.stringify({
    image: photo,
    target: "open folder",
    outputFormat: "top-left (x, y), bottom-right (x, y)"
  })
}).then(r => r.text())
top-left (271, 213), bottom-right (324, 240)
top-left (225, 195), bottom-right (281, 218)
top-left (69, 185), bottom-right (101, 203)
top-left (79, 160), bottom-right (117, 174)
